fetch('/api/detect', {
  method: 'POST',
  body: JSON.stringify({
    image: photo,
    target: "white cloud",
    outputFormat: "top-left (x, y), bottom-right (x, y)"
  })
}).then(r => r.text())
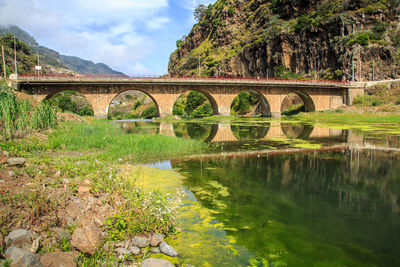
top-left (0, 0), bottom-right (170, 74)
top-left (146, 17), bottom-right (170, 30)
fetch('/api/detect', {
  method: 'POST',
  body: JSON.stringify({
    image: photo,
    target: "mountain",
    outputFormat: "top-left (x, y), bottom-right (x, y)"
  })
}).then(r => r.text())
top-left (60, 55), bottom-right (124, 75)
top-left (0, 33), bottom-right (38, 76)
top-left (169, 0), bottom-right (400, 81)
top-left (0, 25), bottom-right (123, 75)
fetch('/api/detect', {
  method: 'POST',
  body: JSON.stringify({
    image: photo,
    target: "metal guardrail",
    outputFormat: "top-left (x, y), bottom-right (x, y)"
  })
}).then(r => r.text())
top-left (17, 74), bottom-right (350, 85)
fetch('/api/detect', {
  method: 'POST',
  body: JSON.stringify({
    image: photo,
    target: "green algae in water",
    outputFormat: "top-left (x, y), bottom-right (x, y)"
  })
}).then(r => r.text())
top-left (172, 151), bottom-right (400, 266)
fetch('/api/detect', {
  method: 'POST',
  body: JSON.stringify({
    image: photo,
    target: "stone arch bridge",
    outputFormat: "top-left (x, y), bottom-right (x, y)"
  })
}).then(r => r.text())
top-left (12, 75), bottom-right (363, 118)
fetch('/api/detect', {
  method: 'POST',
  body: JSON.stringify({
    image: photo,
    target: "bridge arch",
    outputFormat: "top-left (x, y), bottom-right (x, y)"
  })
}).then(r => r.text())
top-left (172, 89), bottom-right (218, 118)
top-left (281, 90), bottom-right (316, 115)
top-left (43, 89), bottom-right (94, 116)
top-left (281, 123), bottom-right (314, 139)
top-left (231, 123), bottom-right (270, 140)
top-left (172, 122), bottom-right (218, 142)
top-left (231, 90), bottom-right (271, 117)
top-left (107, 89), bottom-right (160, 119)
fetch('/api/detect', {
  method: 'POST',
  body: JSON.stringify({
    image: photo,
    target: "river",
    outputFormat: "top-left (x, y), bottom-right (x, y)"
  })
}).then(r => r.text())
top-left (116, 119), bottom-right (400, 266)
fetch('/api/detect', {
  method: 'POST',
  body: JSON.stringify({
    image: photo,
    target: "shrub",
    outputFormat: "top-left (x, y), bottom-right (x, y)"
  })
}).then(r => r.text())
top-left (78, 105), bottom-right (94, 116)
top-left (274, 65), bottom-right (303, 79)
top-left (294, 15), bottom-right (318, 32)
top-left (371, 99), bottom-right (383, 106)
top-left (365, 3), bottom-right (387, 14)
top-left (349, 32), bottom-right (370, 46)
top-left (141, 106), bottom-right (157, 119)
top-left (390, 30), bottom-right (400, 47)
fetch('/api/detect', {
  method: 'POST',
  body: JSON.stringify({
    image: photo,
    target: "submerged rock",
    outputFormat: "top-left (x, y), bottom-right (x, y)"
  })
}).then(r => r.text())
top-left (159, 241), bottom-right (178, 257)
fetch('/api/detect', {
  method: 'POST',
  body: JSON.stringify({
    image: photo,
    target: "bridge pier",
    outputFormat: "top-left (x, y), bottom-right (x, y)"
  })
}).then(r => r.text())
top-left (209, 93), bottom-right (236, 116)
top-left (151, 93), bottom-right (180, 117)
top-left (84, 94), bottom-right (115, 119)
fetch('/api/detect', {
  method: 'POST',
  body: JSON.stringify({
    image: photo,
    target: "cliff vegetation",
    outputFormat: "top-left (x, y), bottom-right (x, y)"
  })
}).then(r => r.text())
top-left (169, 0), bottom-right (400, 81)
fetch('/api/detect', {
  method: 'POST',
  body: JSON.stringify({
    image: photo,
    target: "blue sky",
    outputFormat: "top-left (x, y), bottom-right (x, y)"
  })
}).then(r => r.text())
top-left (0, 0), bottom-right (216, 75)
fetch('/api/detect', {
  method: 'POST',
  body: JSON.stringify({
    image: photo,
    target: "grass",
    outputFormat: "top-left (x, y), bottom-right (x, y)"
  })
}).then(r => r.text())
top-left (46, 120), bottom-right (208, 163)
top-left (0, 82), bottom-right (57, 139)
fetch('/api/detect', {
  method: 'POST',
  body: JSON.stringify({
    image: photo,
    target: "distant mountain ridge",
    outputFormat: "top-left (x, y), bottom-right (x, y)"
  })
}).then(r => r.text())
top-left (0, 25), bottom-right (124, 75)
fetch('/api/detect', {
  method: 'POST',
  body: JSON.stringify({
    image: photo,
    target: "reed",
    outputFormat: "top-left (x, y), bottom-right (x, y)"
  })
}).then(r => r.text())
top-left (0, 83), bottom-right (58, 139)
top-left (31, 102), bottom-right (58, 130)
top-left (0, 84), bottom-right (18, 138)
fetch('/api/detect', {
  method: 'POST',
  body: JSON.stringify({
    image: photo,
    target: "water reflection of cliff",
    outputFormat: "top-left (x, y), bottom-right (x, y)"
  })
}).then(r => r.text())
top-left (172, 151), bottom-right (400, 266)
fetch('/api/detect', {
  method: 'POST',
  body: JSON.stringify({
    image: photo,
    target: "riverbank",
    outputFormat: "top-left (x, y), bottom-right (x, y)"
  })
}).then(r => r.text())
top-left (0, 118), bottom-right (209, 266)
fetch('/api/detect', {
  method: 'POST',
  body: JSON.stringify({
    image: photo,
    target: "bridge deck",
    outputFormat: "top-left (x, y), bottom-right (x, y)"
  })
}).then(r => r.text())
top-left (14, 74), bottom-right (350, 88)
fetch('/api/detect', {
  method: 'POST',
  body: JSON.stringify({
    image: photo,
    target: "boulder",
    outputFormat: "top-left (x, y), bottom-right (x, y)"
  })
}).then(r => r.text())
top-left (131, 234), bottom-right (150, 248)
top-left (129, 246), bottom-right (140, 255)
top-left (7, 158), bottom-right (26, 166)
top-left (150, 233), bottom-right (163, 247)
top-left (40, 251), bottom-right (79, 267)
top-left (141, 258), bottom-right (174, 267)
top-left (70, 227), bottom-right (102, 255)
top-left (5, 246), bottom-right (43, 267)
top-left (5, 229), bottom-right (32, 250)
top-left (159, 242), bottom-right (178, 257)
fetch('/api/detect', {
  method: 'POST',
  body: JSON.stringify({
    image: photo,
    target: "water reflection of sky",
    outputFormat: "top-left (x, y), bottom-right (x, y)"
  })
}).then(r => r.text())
top-left (147, 160), bottom-right (172, 169)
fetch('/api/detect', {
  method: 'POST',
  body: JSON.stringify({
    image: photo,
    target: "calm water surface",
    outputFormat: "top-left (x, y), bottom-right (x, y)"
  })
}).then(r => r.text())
top-left (117, 119), bottom-right (400, 266)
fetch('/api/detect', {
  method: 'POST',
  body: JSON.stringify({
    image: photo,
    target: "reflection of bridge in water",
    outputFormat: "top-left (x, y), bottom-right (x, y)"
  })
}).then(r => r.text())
top-left (158, 121), bottom-right (344, 143)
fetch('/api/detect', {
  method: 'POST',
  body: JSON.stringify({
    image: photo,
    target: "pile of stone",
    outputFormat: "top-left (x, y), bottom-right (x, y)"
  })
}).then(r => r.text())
top-left (1, 228), bottom-right (177, 266)
top-left (110, 233), bottom-right (178, 259)
top-left (1, 228), bottom-right (79, 267)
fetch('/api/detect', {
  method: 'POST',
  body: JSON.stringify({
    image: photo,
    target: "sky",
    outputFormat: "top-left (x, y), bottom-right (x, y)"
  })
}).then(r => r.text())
top-left (0, 0), bottom-right (216, 75)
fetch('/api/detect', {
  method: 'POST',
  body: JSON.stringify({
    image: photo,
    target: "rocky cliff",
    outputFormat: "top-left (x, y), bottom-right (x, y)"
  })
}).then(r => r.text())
top-left (169, 0), bottom-right (400, 81)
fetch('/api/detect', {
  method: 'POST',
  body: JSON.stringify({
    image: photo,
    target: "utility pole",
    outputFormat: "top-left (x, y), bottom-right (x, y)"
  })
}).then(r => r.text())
top-left (2, 46), bottom-right (6, 80)
top-left (314, 59), bottom-right (317, 80)
top-left (198, 55), bottom-right (201, 77)
top-left (13, 36), bottom-right (18, 77)
top-left (37, 43), bottom-right (40, 66)
top-left (352, 48), bottom-right (355, 81)
top-left (372, 58), bottom-right (375, 81)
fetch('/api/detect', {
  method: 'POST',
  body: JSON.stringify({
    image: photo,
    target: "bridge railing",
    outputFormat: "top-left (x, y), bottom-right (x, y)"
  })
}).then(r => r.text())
top-left (17, 74), bottom-right (350, 85)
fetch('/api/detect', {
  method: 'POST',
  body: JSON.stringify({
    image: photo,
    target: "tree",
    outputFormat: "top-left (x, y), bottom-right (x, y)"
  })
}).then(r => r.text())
top-left (194, 5), bottom-right (207, 21)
